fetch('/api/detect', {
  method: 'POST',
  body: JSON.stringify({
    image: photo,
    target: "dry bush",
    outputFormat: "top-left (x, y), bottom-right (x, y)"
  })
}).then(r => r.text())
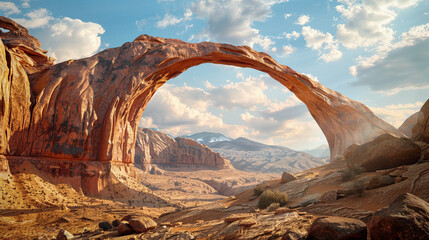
top-left (253, 185), bottom-right (264, 196)
top-left (258, 190), bottom-right (288, 209)
top-left (266, 202), bottom-right (280, 212)
top-left (341, 165), bottom-right (366, 182)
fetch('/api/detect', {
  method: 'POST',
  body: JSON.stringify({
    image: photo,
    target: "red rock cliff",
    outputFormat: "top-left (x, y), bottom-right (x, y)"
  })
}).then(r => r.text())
top-left (0, 17), bottom-right (53, 155)
top-left (135, 128), bottom-right (233, 171)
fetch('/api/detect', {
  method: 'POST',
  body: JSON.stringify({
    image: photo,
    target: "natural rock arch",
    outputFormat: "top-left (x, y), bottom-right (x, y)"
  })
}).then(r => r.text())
top-left (8, 35), bottom-right (403, 163)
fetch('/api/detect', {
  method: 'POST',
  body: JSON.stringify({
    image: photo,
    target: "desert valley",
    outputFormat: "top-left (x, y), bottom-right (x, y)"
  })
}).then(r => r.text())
top-left (1, 1), bottom-right (429, 239)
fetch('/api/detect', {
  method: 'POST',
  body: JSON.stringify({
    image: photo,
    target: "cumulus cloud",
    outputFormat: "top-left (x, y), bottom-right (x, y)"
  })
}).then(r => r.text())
top-left (370, 101), bottom-right (423, 127)
top-left (295, 15), bottom-right (310, 25)
top-left (155, 9), bottom-right (193, 29)
top-left (207, 75), bottom-right (268, 110)
top-left (21, 0), bottom-right (30, 8)
top-left (335, 0), bottom-right (421, 49)
top-left (284, 13), bottom-right (292, 19)
top-left (156, 14), bottom-right (182, 28)
top-left (139, 85), bottom-right (247, 138)
top-left (271, 45), bottom-right (296, 56)
top-left (283, 31), bottom-right (300, 40)
top-left (351, 23), bottom-right (429, 94)
top-left (37, 17), bottom-right (105, 62)
top-left (0, 2), bottom-right (20, 16)
top-left (13, 8), bottom-right (53, 28)
top-left (190, 0), bottom-right (284, 50)
top-left (301, 26), bottom-right (342, 62)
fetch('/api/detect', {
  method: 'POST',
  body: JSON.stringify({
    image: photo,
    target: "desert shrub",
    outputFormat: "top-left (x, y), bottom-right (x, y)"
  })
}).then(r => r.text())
top-left (352, 179), bottom-right (366, 196)
top-left (266, 202), bottom-right (280, 212)
top-left (258, 190), bottom-right (288, 209)
top-left (341, 165), bottom-right (366, 182)
top-left (334, 154), bottom-right (345, 161)
top-left (253, 185), bottom-right (264, 196)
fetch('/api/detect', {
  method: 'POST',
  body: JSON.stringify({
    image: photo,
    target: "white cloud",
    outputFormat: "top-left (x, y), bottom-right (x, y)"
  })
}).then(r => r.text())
top-left (190, 0), bottom-right (283, 50)
top-left (136, 19), bottom-right (146, 31)
top-left (351, 23), bottom-right (429, 94)
top-left (21, 0), bottom-right (30, 8)
top-left (13, 8), bottom-right (53, 28)
top-left (37, 17), bottom-right (105, 63)
top-left (295, 15), bottom-right (310, 25)
top-left (335, 0), bottom-right (421, 49)
top-left (156, 9), bottom-right (193, 29)
top-left (184, 9), bottom-right (193, 20)
top-left (370, 101), bottom-right (423, 127)
top-left (283, 31), bottom-right (300, 39)
top-left (284, 13), bottom-right (292, 19)
top-left (156, 14), bottom-right (182, 28)
top-left (301, 26), bottom-right (342, 62)
top-left (0, 2), bottom-right (20, 16)
top-left (272, 45), bottom-right (296, 56)
top-left (139, 86), bottom-right (247, 138)
top-left (207, 75), bottom-right (268, 110)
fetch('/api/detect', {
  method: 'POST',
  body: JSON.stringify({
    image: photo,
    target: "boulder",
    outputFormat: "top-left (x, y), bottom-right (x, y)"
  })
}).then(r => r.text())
top-left (128, 216), bottom-right (157, 233)
top-left (56, 229), bottom-right (74, 240)
top-left (366, 175), bottom-right (395, 190)
top-left (399, 112), bottom-right (419, 138)
top-left (98, 221), bottom-right (112, 231)
top-left (368, 193), bottom-right (429, 240)
top-left (346, 134), bottom-right (421, 171)
top-left (412, 99), bottom-right (429, 144)
top-left (307, 216), bottom-right (367, 240)
top-left (344, 144), bottom-right (359, 160)
top-left (112, 219), bottom-right (121, 227)
top-left (281, 172), bottom-right (297, 183)
top-left (320, 190), bottom-right (337, 203)
top-left (117, 221), bottom-right (134, 236)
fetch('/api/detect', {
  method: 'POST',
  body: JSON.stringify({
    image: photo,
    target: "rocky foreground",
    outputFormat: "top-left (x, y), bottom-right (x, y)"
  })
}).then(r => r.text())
top-left (3, 158), bottom-right (427, 239)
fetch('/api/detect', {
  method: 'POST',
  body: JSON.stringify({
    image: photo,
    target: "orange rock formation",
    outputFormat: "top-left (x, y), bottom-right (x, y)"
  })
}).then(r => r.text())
top-left (0, 17), bottom-right (404, 164)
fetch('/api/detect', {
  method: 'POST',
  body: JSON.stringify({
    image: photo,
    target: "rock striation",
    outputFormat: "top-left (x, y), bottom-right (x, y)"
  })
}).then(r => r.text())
top-left (134, 128), bottom-right (233, 171)
top-left (0, 17), bottom-right (403, 164)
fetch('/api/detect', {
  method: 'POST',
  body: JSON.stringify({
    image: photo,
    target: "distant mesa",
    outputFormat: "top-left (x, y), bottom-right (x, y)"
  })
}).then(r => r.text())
top-left (135, 128), bottom-right (233, 171)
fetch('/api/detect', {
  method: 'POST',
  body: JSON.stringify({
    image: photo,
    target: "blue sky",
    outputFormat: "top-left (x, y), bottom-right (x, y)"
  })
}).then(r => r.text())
top-left (1, 0), bottom-right (428, 150)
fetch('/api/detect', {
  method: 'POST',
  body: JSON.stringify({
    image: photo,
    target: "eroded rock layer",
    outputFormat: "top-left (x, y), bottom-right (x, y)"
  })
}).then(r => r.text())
top-left (135, 128), bottom-right (232, 171)
top-left (0, 17), bottom-right (403, 163)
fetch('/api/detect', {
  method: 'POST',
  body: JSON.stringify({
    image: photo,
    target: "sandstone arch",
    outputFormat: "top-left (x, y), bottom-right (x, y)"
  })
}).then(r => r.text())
top-left (4, 33), bottom-right (403, 163)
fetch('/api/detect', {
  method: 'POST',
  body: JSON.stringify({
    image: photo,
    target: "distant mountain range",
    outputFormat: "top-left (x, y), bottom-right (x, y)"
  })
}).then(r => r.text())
top-left (303, 144), bottom-right (330, 159)
top-left (183, 132), bottom-right (233, 145)
top-left (184, 132), bottom-right (329, 174)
